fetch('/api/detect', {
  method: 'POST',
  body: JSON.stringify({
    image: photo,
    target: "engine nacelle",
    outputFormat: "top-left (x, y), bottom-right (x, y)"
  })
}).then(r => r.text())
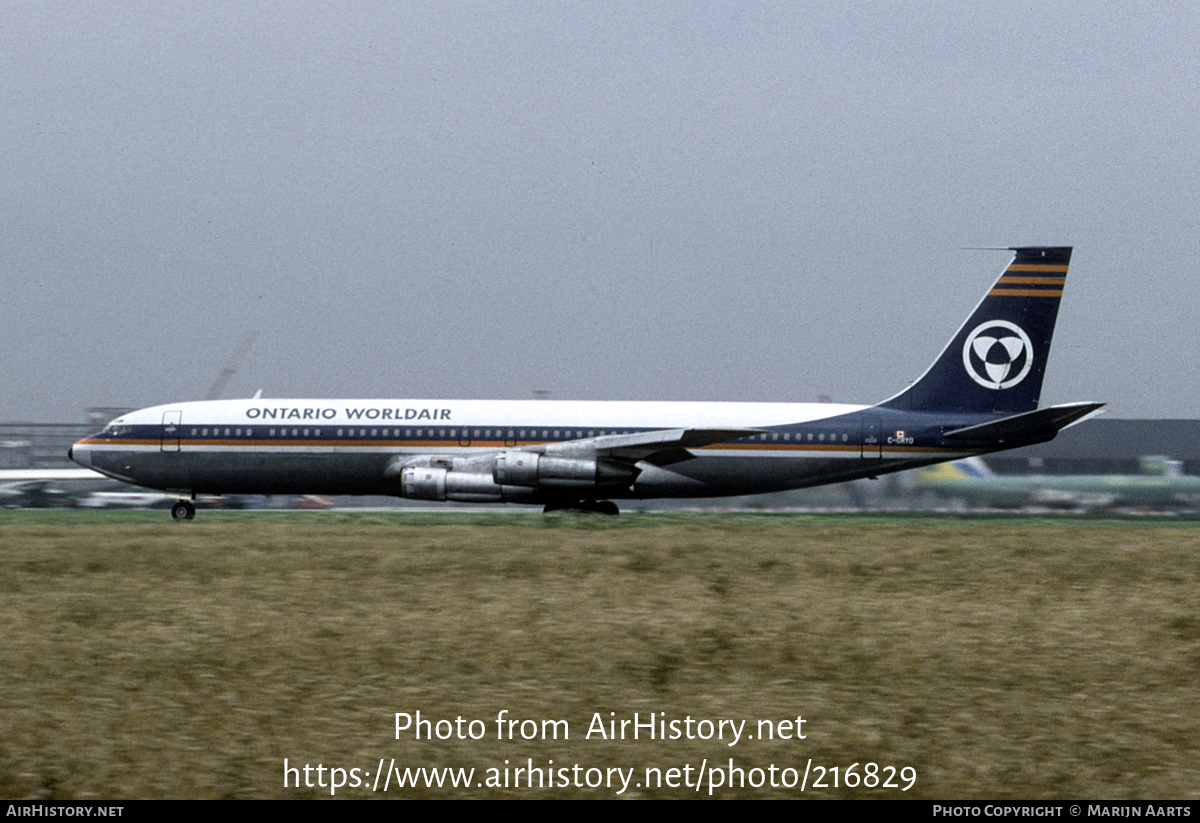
top-left (492, 451), bottom-right (637, 489)
top-left (390, 452), bottom-right (636, 502)
top-left (400, 466), bottom-right (510, 502)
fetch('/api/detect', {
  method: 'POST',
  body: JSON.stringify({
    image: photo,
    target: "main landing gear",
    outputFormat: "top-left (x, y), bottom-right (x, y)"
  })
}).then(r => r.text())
top-left (543, 500), bottom-right (620, 516)
top-left (171, 499), bottom-right (196, 521)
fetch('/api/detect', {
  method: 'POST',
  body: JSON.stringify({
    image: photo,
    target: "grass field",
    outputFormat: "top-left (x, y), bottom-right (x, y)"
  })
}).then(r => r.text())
top-left (2, 511), bottom-right (1198, 799)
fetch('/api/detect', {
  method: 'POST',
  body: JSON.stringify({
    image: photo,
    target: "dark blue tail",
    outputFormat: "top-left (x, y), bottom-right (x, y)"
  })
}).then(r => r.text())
top-left (879, 247), bottom-right (1072, 414)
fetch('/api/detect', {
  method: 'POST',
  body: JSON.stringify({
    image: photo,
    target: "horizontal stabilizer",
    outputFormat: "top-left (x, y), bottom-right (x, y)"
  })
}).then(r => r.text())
top-left (943, 401), bottom-right (1105, 443)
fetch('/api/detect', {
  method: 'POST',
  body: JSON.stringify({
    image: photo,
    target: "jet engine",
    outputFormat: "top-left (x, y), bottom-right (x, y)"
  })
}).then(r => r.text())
top-left (399, 465), bottom-right (519, 503)
top-left (389, 451), bottom-right (638, 503)
top-left (491, 450), bottom-right (637, 489)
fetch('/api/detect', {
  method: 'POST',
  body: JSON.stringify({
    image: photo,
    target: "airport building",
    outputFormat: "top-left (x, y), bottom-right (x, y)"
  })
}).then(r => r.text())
top-left (984, 418), bottom-right (1200, 476)
top-left (0, 424), bottom-right (95, 470)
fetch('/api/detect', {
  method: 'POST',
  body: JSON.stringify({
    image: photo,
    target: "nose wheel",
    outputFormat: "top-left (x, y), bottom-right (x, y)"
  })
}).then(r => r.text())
top-left (171, 500), bottom-right (196, 521)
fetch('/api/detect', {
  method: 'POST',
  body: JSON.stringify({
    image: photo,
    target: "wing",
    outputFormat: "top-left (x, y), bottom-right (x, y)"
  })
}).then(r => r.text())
top-left (384, 427), bottom-right (762, 501)
top-left (537, 427), bottom-right (763, 462)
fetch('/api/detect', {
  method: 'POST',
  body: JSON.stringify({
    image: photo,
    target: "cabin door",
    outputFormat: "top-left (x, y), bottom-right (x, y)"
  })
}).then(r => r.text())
top-left (861, 417), bottom-right (882, 458)
top-left (161, 411), bottom-right (182, 453)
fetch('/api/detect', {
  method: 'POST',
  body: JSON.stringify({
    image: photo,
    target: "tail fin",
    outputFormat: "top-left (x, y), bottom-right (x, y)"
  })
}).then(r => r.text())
top-left (915, 456), bottom-right (993, 482)
top-left (879, 246), bottom-right (1072, 413)
top-left (955, 456), bottom-right (996, 478)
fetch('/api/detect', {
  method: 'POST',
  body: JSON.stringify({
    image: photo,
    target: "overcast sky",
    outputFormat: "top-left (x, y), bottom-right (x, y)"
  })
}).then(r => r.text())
top-left (3, 1), bottom-right (1197, 422)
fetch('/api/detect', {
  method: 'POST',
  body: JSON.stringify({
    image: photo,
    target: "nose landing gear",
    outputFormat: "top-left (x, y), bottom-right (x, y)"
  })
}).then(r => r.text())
top-left (171, 500), bottom-right (196, 521)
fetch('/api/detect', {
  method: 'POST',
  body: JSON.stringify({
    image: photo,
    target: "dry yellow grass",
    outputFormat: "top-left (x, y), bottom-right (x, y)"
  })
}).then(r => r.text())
top-left (1, 514), bottom-right (1198, 798)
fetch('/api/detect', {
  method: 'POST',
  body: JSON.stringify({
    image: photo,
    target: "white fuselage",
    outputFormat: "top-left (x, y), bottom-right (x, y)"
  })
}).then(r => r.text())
top-left (69, 396), bottom-right (975, 502)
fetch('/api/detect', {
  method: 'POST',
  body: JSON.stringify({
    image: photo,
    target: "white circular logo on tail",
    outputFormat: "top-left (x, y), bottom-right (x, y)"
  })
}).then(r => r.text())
top-left (962, 321), bottom-right (1034, 389)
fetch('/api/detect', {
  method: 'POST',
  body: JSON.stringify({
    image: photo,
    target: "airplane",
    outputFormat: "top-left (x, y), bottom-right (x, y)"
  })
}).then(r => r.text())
top-left (0, 479), bottom-right (80, 509)
top-left (0, 468), bottom-right (180, 509)
top-left (68, 246), bottom-right (1103, 520)
top-left (914, 455), bottom-right (1200, 512)
top-left (75, 490), bottom-right (179, 509)
top-left (0, 468), bottom-right (108, 508)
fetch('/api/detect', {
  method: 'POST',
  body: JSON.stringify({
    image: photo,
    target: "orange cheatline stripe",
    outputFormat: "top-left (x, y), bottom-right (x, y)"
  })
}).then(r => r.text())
top-left (82, 439), bottom-right (970, 455)
top-left (998, 276), bottom-right (1066, 284)
top-left (988, 288), bottom-right (1064, 297)
top-left (1006, 264), bottom-right (1069, 272)
top-left (696, 443), bottom-right (966, 454)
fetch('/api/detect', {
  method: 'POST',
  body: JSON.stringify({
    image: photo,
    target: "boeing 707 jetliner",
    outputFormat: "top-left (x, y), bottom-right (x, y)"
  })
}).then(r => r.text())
top-left (70, 247), bottom-right (1102, 519)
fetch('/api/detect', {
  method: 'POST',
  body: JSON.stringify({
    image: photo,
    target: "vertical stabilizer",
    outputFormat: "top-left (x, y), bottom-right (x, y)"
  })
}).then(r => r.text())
top-left (879, 246), bottom-right (1071, 414)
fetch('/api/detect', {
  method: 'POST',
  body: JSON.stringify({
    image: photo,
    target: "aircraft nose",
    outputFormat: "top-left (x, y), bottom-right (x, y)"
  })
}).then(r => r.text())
top-left (69, 441), bottom-right (90, 468)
